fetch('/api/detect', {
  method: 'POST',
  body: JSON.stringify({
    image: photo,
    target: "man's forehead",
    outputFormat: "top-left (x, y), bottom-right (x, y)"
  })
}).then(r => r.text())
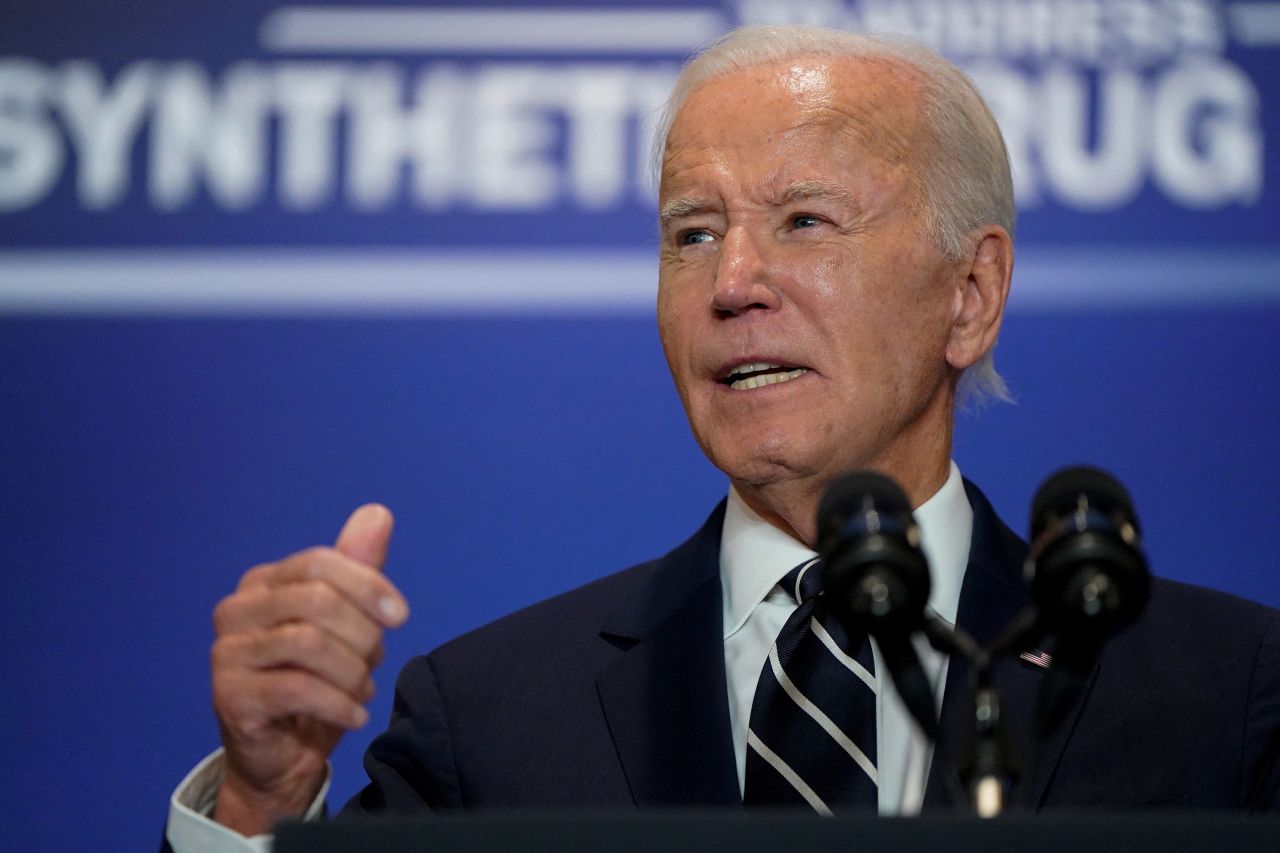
top-left (661, 54), bottom-right (924, 178)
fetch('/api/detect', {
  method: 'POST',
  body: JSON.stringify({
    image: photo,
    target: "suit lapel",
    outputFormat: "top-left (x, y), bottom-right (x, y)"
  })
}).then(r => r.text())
top-left (923, 481), bottom-right (1096, 811)
top-left (595, 502), bottom-right (742, 807)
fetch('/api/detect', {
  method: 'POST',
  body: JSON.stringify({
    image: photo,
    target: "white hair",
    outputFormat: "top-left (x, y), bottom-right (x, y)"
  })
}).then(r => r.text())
top-left (653, 25), bottom-right (1014, 405)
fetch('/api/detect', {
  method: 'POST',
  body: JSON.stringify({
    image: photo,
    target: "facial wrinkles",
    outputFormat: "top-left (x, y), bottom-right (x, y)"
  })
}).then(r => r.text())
top-left (819, 99), bottom-right (915, 166)
top-left (664, 138), bottom-right (837, 240)
top-left (663, 70), bottom-right (837, 209)
top-left (770, 98), bottom-right (915, 216)
top-left (660, 136), bottom-right (758, 226)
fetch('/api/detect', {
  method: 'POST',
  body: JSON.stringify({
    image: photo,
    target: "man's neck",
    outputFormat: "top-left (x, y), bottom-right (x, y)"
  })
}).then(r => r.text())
top-left (732, 453), bottom-right (953, 547)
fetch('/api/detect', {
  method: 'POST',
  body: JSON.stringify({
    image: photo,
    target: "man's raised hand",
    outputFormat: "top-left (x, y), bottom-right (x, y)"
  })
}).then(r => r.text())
top-left (208, 504), bottom-right (408, 836)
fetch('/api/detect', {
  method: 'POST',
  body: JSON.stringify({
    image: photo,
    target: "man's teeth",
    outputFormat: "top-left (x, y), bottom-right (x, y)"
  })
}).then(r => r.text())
top-left (728, 364), bottom-right (808, 391)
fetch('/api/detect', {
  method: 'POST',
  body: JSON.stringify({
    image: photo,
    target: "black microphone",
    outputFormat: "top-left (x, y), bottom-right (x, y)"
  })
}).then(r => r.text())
top-left (1025, 465), bottom-right (1151, 734)
top-left (818, 470), bottom-right (938, 740)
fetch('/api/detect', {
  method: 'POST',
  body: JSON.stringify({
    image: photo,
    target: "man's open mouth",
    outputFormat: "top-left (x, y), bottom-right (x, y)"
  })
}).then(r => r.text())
top-left (719, 362), bottom-right (809, 391)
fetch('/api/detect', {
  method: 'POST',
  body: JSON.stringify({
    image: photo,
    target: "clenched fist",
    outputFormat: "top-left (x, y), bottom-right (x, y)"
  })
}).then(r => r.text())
top-left (209, 504), bottom-right (408, 836)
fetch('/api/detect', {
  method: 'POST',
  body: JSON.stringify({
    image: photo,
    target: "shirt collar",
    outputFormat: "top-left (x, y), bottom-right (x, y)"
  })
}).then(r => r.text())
top-left (720, 461), bottom-right (973, 640)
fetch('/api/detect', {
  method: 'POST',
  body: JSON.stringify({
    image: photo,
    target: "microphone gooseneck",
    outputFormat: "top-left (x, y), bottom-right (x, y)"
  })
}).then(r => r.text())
top-left (1025, 465), bottom-right (1151, 735)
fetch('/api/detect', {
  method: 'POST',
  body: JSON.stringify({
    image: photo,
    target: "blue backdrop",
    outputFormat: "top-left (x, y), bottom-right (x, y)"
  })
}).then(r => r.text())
top-left (1, 2), bottom-right (1278, 851)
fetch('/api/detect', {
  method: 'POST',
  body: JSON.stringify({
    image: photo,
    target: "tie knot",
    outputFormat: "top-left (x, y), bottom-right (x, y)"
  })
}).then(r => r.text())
top-left (779, 557), bottom-right (823, 605)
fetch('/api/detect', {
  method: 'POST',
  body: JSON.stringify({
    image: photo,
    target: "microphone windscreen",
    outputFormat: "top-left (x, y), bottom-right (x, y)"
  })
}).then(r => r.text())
top-left (818, 469), bottom-right (911, 538)
top-left (1029, 465), bottom-right (1137, 542)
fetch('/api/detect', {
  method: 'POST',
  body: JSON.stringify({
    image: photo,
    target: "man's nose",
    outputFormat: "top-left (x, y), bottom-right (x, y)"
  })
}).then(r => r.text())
top-left (711, 226), bottom-right (780, 317)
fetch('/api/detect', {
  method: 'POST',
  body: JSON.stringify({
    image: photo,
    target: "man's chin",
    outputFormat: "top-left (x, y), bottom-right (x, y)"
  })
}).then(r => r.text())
top-left (711, 448), bottom-right (821, 492)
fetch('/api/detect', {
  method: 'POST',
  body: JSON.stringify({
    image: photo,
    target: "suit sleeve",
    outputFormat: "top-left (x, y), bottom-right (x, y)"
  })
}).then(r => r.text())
top-left (1244, 608), bottom-right (1280, 811)
top-left (337, 654), bottom-right (466, 817)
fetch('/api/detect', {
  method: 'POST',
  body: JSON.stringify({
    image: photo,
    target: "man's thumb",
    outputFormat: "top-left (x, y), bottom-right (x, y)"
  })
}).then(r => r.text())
top-left (335, 503), bottom-right (395, 569)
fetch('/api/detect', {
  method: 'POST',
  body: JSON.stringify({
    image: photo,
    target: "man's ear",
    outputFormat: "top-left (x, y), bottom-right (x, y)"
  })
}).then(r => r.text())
top-left (946, 225), bottom-right (1013, 371)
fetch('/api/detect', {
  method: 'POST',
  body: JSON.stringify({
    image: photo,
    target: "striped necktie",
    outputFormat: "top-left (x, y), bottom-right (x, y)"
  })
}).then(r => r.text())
top-left (742, 557), bottom-right (879, 813)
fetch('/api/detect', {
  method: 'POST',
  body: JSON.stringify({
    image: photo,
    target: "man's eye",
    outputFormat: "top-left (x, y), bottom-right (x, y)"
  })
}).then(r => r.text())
top-left (679, 230), bottom-right (715, 245)
top-left (792, 214), bottom-right (820, 229)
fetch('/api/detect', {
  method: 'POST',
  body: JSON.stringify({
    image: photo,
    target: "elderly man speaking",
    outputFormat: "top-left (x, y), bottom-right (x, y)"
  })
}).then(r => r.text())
top-left (165, 24), bottom-right (1280, 852)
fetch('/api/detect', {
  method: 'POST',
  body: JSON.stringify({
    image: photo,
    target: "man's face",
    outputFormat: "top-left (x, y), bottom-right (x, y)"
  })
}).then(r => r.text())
top-left (657, 57), bottom-right (965, 499)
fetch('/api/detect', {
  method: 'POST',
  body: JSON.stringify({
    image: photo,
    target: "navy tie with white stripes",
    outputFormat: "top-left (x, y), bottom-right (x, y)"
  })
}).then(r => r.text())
top-left (742, 557), bottom-right (879, 813)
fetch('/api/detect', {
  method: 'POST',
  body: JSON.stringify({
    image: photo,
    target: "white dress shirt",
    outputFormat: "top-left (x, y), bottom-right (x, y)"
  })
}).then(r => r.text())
top-left (720, 461), bottom-right (972, 814)
top-left (166, 462), bottom-right (972, 848)
top-left (167, 748), bottom-right (329, 853)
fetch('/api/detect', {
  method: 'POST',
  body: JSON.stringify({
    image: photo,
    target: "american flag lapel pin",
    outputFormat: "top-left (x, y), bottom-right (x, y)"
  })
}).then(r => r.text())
top-left (1019, 649), bottom-right (1053, 669)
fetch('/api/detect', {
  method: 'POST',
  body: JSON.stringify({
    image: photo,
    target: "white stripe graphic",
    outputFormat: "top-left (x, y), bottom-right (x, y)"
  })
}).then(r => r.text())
top-left (809, 617), bottom-right (877, 692)
top-left (0, 250), bottom-right (657, 315)
top-left (747, 729), bottom-right (832, 816)
top-left (767, 645), bottom-right (878, 785)
top-left (260, 6), bottom-right (727, 54)
top-left (3, 248), bottom-right (1278, 315)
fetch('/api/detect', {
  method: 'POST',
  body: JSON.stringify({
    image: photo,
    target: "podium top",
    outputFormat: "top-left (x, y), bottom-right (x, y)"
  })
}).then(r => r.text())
top-left (277, 812), bottom-right (1280, 853)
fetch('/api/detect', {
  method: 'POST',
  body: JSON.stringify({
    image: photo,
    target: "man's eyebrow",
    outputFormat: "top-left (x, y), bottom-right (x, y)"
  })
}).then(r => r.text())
top-left (774, 180), bottom-right (857, 207)
top-left (659, 197), bottom-right (715, 225)
top-left (659, 182), bottom-right (856, 224)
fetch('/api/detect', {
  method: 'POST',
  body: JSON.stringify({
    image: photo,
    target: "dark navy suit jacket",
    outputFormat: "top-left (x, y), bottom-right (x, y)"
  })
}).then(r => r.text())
top-left (340, 483), bottom-right (1280, 815)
